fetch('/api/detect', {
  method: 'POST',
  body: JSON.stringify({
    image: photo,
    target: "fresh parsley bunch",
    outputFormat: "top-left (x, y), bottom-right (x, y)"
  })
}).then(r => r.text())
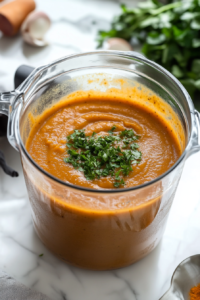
top-left (64, 127), bottom-right (142, 188)
top-left (97, 0), bottom-right (200, 103)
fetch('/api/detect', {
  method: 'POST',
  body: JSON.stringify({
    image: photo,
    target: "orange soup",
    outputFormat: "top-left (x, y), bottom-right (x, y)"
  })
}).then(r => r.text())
top-left (25, 85), bottom-right (184, 269)
top-left (27, 90), bottom-right (182, 190)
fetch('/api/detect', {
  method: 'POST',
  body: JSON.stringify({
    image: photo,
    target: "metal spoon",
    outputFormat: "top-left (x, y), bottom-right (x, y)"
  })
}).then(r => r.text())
top-left (160, 254), bottom-right (200, 300)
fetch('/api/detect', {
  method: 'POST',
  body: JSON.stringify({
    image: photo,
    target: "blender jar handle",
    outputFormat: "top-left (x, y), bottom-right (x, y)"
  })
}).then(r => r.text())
top-left (0, 64), bottom-right (34, 115)
top-left (0, 65), bottom-right (34, 151)
top-left (0, 91), bottom-right (15, 116)
top-left (195, 109), bottom-right (200, 144)
top-left (0, 90), bottom-right (24, 151)
top-left (186, 109), bottom-right (200, 157)
top-left (192, 109), bottom-right (200, 154)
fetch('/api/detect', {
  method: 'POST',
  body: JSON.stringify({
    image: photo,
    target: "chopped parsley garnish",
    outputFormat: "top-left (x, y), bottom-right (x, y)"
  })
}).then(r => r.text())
top-left (64, 126), bottom-right (142, 188)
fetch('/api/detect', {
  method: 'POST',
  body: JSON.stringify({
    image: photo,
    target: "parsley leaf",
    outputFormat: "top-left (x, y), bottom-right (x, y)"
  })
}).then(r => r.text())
top-left (97, 0), bottom-right (200, 102)
top-left (64, 127), bottom-right (142, 188)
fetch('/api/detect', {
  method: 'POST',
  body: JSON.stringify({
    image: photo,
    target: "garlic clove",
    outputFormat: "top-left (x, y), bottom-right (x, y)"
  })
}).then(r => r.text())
top-left (21, 11), bottom-right (51, 47)
top-left (105, 38), bottom-right (133, 51)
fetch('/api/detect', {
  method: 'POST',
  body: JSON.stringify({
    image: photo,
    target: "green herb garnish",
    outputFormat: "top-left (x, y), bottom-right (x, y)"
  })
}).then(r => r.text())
top-left (97, 0), bottom-right (200, 102)
top-left (64, 127), bottom-right (142, 188)
top-left (39, 254), bottom-right (43, 257)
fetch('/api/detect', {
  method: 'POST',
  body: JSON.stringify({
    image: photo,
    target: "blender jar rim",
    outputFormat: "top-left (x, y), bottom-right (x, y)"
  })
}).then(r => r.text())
top-left (6, 51), bottom-right (200, 194)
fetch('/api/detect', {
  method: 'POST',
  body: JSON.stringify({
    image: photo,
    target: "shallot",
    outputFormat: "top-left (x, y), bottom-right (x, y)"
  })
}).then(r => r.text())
top-left (21, 11), bottom-right (51, 47)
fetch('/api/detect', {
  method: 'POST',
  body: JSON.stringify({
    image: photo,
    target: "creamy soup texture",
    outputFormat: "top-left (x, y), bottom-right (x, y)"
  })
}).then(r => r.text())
top-left (24, 83), bottom-right (185, 269)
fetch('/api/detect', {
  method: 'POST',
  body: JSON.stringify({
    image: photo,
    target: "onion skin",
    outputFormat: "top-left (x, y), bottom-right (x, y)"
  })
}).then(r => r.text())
top-left (21, 11), bottom-right (51, 47)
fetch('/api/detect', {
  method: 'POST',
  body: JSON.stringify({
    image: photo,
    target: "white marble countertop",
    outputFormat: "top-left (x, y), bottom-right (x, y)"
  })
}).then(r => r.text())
top-left (1, 1), bottom-right (200, 299)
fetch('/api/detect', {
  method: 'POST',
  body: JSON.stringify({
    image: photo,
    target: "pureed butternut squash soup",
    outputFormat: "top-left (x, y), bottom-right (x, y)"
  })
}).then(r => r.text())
top-left (25, 80), bottom-right (185, 270)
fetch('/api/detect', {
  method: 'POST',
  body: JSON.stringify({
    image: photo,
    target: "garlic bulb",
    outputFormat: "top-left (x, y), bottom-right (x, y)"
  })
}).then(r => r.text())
top-left (21, 11), bottom-right (51, 47)
top-left (105, 38), bottom-right (132, 51)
